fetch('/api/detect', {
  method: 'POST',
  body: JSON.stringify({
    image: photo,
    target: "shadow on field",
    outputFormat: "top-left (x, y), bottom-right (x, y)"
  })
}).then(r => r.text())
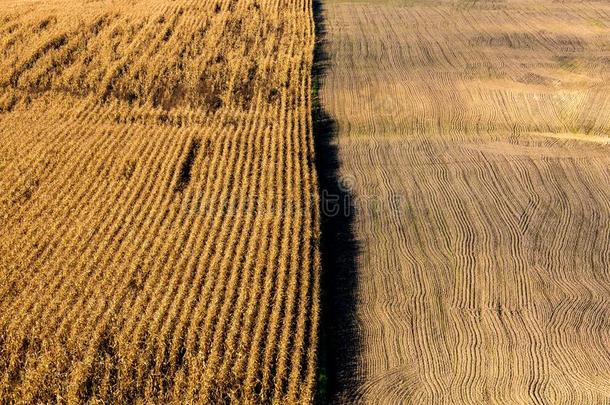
top-left (312, 0), bottom-right (362, 402)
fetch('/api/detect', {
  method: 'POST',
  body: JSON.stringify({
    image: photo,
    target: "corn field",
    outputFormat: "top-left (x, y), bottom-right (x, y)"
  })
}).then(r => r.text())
top-left (0, 0), bottom-right (320, 402)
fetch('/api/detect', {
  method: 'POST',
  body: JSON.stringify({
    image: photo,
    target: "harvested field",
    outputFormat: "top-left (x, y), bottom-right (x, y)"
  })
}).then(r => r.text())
top-left (319, 0), bottom-right (610, 403)
top-left (0, 0), bottom-right (319, 403)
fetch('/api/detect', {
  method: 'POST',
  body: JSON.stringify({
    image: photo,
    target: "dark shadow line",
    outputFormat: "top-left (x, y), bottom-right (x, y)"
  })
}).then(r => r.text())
top-left (312, 0), bottom-right (361, 403)
top-left (175, 137), bottom-right (200, 192)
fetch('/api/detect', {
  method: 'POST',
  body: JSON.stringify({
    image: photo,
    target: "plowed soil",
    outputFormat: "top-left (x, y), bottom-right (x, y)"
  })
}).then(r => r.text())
top-left (319, 0), bottom-right (610, 402)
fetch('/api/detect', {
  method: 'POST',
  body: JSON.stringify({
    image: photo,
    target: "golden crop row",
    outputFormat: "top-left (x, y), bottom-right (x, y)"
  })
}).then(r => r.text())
top-left (0, 0), bottom-right (320, 403)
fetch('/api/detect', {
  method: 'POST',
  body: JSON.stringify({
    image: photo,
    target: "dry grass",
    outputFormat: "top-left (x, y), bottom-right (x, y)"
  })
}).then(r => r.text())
top-left (321, 0), bottom-right (610, 402)
top-left (0, 0), bottom-right (319, 403)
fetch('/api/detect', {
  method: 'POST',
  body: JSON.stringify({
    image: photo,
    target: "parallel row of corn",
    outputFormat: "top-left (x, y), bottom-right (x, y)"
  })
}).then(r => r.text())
top-left (0, 0), bottom-right (320, 402)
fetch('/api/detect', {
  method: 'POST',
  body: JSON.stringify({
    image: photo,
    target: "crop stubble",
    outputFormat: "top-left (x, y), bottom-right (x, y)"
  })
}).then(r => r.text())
top-left (320, 0), bottom-right (610, 403)
top-left (0, 0), bottom-right (320, 403)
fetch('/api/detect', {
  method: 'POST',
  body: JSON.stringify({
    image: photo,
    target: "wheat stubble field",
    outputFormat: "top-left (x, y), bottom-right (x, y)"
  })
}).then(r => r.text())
top-left (0, 0), bottom-right (320, 402)
top-left (320, 0), bottom-right (610, 403)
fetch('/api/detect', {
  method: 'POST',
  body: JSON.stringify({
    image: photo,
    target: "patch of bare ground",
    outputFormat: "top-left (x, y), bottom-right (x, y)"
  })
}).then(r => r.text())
top-left (320, 0), bottom-right (610, 402)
